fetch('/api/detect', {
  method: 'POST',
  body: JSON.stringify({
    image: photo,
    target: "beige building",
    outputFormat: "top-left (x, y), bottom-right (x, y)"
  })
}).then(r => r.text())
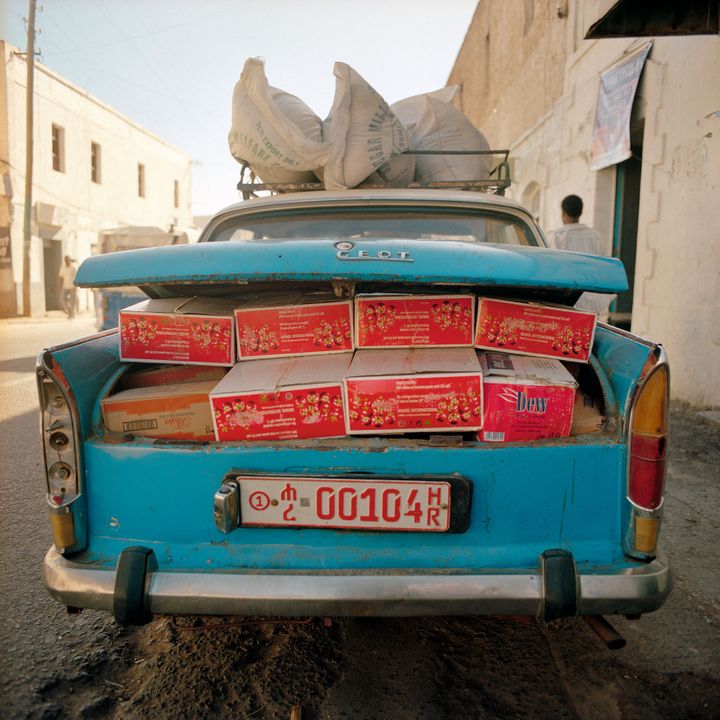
top-left (449, 1), bottom-right (720, 407)
top-left (0, 41), bottom-right (194, 317)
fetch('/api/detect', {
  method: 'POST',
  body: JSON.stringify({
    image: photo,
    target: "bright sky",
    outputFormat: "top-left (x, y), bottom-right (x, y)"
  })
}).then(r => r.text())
top-left (3, 0), bottom-right (478, 217)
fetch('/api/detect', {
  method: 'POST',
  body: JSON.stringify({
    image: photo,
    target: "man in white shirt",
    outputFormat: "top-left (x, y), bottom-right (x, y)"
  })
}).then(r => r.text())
top-left (58, 255), bottom-right (77, 319)
top-left (547, 195), bottom-right (614, 318)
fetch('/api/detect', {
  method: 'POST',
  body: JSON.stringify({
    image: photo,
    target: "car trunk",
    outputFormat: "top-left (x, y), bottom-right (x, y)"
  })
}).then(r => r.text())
top-left (61, 240), bottom-right (654, 577)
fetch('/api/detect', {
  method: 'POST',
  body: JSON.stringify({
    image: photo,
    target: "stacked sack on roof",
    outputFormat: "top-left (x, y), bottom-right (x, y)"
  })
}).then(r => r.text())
top-left (101, 294), bottom-right (603, 444)
top-left (227, 57), bottom-right (492, 189)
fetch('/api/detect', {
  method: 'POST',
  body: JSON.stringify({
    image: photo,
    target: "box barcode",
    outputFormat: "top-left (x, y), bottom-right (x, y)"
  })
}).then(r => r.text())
top-left (483, 431), bottom-right (505, 442)
top-left (123, 419), bottom-right (158, 432)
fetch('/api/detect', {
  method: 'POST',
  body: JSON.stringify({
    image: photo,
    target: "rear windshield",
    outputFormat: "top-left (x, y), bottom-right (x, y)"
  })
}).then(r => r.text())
top-left (207, 206), bottom-right (538, 246)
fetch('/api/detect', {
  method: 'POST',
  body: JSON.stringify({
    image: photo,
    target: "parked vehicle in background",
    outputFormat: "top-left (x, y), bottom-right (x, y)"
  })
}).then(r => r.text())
top-left (38, 161), bottom-right (670, 640)
top-left (94, 226), bottom-right (188, 330)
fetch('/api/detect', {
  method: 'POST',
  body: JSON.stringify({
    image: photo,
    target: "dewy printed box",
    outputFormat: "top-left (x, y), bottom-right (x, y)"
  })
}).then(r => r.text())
top-left (475, 298), bottom-right (597, 363)
top-left (344, 348), bottom-right (483, 435)
top-left (235, 293), bottom-right (353, 359)
top-left (119, 297), bottom-right (237, 366)
top-left (478, 351), bottom-right (578, 443)
top-left (355, 294), bottom-right (475, 348)
top-left (102, 381), bottom-right (217, 441)
top-left (210, 354), bottom-right (352, 441)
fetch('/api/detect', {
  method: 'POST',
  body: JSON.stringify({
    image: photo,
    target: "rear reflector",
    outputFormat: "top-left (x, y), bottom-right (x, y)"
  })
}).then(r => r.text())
top-left (634, 516), bottom-right (659, 554)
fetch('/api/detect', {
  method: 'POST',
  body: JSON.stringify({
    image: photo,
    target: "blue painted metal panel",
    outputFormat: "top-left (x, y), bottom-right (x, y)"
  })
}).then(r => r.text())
top-left (81, 438), bottom-right (626, 572)
top-left (75, 240), bottom-right (628, 294)
top-left (593, 325), bottom-right (655, 428)
top-left (52, 332), bottom-right (122, 438)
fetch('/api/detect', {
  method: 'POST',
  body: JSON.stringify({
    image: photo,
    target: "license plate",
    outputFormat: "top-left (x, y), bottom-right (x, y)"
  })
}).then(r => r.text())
top-left (235, 476), bottom-right (451, 532)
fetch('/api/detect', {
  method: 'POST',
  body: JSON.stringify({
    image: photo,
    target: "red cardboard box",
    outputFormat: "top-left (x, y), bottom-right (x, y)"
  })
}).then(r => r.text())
top-left (235, 293), bottom-right (353, 359)
top-left (475, 298), bottom-right (596, 363)
top-left (344, 348), bottom-right (483, 435)
top-left (478, 352), bottom-right (577, 443)
top-left (120, 364), bottom-right (227, 390)
top-left (355, 294), bottom-right (475, 348)
top-left (102, 381), bottom-right (216, 441)
top-left (210, 354), bottom-right (351, 441)
top-left (119, 298), bottom-right (237, 366)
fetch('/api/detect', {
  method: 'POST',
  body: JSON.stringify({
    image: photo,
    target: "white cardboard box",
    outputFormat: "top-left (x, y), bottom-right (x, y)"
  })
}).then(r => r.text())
top-left (119, 297), bottom-right (238, 366)
top-left (478, 351), bottom-right (578, 442)
top-left (344, 348), bottom-right (483, 434)
top-left (210, 354), bottom-right (352, 441)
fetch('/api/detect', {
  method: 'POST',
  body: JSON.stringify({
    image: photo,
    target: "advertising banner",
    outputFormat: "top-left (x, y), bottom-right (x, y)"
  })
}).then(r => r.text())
top-left (589, 42), bottom-right (652, 171)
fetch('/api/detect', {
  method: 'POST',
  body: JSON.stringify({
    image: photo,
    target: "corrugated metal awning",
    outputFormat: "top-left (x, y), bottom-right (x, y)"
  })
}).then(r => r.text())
top-left (586, 0), bottom-right (719, 38)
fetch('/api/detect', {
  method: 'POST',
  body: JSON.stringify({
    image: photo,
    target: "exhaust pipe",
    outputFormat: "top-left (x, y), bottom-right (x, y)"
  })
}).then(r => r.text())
top-left (583, 615), bottom-right (626, 650)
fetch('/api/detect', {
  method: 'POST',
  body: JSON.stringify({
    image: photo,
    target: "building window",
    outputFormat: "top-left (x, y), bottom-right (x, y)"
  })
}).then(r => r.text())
top-left (138, 163), bottom-right (145, 198)
top-left (91, 142), bottom-right (102, 184)
top-left (173, 180), bottom-right (179, 208)
top-left (52, 124), bottom-right (65, 173)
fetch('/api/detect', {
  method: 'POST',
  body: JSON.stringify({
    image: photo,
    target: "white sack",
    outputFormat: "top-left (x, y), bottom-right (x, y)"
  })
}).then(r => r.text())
top-left (228, 57), bottom-right (328, 183)
top-left (323, 63), bottom-right (415, 190)
top-left (391, 85), bottom-right (461, 129)
top-left (391, 91), bottom-right (490, 183)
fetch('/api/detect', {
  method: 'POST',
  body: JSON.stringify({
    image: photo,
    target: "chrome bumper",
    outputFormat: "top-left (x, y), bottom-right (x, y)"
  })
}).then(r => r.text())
top-left (44, 546), bottom-right (671, 618)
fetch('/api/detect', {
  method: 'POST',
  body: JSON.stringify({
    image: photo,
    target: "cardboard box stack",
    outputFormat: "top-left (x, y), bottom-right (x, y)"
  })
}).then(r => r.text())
top-left (105, 293), bottom-right (599, 444)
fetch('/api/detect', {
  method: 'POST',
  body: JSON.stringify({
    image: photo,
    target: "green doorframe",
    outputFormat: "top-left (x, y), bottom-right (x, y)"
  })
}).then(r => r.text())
top-left (610, 148), bottom-right (642, 330)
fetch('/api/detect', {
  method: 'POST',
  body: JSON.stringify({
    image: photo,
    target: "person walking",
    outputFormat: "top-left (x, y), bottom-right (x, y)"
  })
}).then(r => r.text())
top-left (58, 255), bottom-right (77, 319)
top-left (547, 195), bottom-right (614, 318)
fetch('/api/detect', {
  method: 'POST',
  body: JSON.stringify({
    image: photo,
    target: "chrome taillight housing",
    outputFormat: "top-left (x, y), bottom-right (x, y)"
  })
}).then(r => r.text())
top-left (37, 351), bottom-right (86, 554)
top-left (624, 349), bottom-right (669, 559)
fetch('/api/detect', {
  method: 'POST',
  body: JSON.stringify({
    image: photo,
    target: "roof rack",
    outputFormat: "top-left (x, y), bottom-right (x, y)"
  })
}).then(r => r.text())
top-left (236, 149), bottom-right (511, 200)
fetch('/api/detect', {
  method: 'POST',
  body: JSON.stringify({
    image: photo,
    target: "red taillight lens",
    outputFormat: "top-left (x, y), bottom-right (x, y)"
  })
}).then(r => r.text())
top-left (629, 433), bottom-right (667, 509)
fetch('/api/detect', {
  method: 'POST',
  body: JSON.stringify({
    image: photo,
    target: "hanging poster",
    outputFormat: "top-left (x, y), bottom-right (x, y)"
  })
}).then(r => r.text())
top-left (589, 42), bottom-right (652, 171)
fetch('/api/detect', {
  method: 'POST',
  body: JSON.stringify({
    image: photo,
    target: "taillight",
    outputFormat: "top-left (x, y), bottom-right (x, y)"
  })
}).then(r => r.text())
top-left (37, 352), bottom-right (85, 554)
top-left (625, 358), bottom-right (669, 558)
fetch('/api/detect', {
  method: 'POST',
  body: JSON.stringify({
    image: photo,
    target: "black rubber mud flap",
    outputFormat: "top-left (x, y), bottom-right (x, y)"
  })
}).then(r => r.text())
top-left (113, 546), bottom-right (154, 626)
top-left (540, 548), bottom-right (578, 622)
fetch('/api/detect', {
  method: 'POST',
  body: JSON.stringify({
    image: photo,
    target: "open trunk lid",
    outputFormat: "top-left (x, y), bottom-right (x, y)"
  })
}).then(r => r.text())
top-left (75, 240), bottom-right (628, 296)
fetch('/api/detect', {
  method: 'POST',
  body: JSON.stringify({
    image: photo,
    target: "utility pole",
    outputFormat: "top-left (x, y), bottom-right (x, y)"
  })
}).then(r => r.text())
top-left (22, 0), bottom-right (37, 317)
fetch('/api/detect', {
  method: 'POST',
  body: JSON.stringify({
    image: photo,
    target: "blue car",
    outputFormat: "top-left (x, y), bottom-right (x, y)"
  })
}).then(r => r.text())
top-left (38, 187), bottom-right (670, 630)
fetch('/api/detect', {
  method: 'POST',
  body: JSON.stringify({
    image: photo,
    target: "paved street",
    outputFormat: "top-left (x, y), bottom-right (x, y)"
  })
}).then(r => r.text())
top-left (1, 316), bottom-right (719, 719)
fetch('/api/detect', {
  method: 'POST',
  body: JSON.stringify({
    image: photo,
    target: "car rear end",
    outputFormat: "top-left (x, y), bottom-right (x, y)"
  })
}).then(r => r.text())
top-left (38, 191), bottom-right (671, 625)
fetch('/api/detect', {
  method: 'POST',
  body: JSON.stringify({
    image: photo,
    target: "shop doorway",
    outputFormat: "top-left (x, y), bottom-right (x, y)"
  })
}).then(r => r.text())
top-left (610, 144), bottom-right (642, 330)
top-left (43, 241), bottom-right (62, 311)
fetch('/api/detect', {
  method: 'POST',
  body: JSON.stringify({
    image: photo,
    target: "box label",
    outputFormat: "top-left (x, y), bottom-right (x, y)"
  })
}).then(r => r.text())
top-left (480, 382), bottom-right (575, 442)
top-left (345, 375), bottom-right (482, 433)
top-left (120, 313), bottom-right (234, 365)
top-left (356, 296), bottom-right (474, 348)
top-left (475, 299), bottom-right (595, 362)
top-left (236, 302), bottom-right (353, 358)
top-left (212, 385), bottom-right (346, 441)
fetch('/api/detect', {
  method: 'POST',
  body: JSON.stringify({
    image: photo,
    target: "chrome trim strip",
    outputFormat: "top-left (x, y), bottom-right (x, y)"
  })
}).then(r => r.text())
top-left (44, 548), bottom-right (671, 618)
